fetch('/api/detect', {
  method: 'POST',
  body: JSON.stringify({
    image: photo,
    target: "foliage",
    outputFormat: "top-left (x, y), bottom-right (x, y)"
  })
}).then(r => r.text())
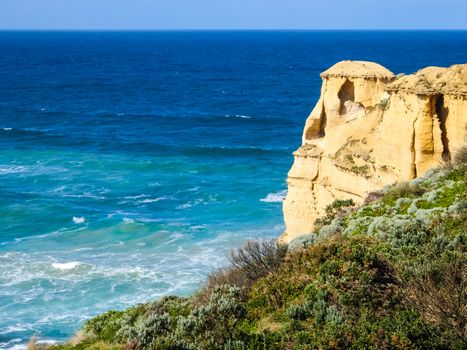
top-left (363, 190), bottom-right (384, 205)
top-left (229, 239), bottom-right (288, 283)
top-left (314, 199), bottom-right (355, 231)
top-left (48, 164), bottom-right (467, 350)
top-left (287, 234), bottom-right (316, 251)
top-left (383, 181), bottom-right (426, 202)
top-left (400, 250), bottom-right (466, 343)
top-left (197, 239), bottom-right (287, 302)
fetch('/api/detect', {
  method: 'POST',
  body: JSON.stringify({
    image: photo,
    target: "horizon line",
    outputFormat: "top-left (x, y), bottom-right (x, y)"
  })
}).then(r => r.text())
top-left (1, 28), bottom-right (467, 32)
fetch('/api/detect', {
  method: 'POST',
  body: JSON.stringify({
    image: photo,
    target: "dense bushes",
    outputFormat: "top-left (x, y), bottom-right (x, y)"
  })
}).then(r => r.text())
top-left (49, 163), bottom-right (467, 350)
top-left (314, 199), bottom-right (355, 231)
top-left (197, 239), bottom-right (287, 302)
top-left (401, 251), bottom-right (466, 343)
top-left (72, 287), bottom-right (246, 350)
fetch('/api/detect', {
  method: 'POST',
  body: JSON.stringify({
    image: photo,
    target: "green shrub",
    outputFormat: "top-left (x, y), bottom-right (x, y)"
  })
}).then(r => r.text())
top-left (401, 251), bottom-right (467, 344)
top-left (314, 199), bottom-right (356, 230)
top-left (287, 234), bottom-right (316, 251)
top-left (83, 311), bottom-right (126, 342)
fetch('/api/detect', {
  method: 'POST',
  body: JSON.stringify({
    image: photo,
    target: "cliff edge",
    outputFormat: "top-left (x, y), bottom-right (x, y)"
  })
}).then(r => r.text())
top-left (281, 61), bottom-right (467, 242)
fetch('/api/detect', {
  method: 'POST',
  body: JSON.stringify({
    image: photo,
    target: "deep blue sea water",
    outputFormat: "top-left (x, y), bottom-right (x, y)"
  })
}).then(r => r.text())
top-left (1, 30), bottom-right (466, 349)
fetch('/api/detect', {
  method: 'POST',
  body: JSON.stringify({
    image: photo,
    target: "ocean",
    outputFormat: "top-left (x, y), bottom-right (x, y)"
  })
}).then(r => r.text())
top-left (1, 30), bottom-right (466, 349)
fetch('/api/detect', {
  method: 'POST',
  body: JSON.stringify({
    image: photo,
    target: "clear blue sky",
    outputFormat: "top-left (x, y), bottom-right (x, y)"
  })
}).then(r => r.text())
top-left (0, 0), bottom-right (466, 30)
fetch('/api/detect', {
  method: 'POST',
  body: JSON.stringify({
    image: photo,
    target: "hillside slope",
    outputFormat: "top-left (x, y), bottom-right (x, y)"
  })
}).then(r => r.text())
top-left (44, 158), bottom-right (466, 350)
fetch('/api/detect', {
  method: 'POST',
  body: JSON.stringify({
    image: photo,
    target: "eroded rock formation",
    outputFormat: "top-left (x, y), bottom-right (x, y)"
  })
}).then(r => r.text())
top-left (281, 61), bottom-right (467, 242)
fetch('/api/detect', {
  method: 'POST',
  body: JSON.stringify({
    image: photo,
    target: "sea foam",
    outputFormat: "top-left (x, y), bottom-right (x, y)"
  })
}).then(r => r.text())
top-left (140, 197), bottom-right (169, 203)
top-left (260, 190), bottom-right (287, 203)
top-left (51, 262), bottom-right (80, 270)
top-left (225, 114), bottom-right (252, 119)
top-left (72, 216), bottom-right (85, 224)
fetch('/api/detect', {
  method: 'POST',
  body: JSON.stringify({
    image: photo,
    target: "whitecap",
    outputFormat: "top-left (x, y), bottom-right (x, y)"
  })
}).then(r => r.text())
top-left (123, 218), bottom-right (134, 223)
top-left (140, 197), bottom-right (168, 203)
top-left (72, 216), bottom-right (85, 224)
top-left (37, 339), bottom-right (60, 346)
top-left (176, 203), bottom-right (192, 210)
top-left (3, 127), bottom-right (12, 131)
top-left (3, 229), bottom-right (66, 246)
top-left (51, 261), bottom-right (80, 270)
top-left (225, 114), bottom-right (252, 119)
top-left (0, 165), bottom-right (27, 174)
top-left (123, 194), bottom-right (148, 199)
top-left (64, 193), bottom-right (106, 200)
top-left (4, 345), bottom-right (26, 350)
top-left (1, 338), bottom-right (24, 350)
top-left (0, 326), bottom-right (28, 335)
top-left (260, 190), bottom-right (287, 203)
top-left (6, 339), bottom-right (59, 350)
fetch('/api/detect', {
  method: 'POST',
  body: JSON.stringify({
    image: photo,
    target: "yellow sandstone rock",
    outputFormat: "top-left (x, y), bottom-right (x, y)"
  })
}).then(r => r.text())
top-left (281, 61), bottom-right (467, 243)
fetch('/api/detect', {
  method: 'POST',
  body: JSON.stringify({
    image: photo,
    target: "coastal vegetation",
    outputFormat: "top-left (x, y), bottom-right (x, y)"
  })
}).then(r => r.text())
top-left (41, 149), bottom-right (466, 350)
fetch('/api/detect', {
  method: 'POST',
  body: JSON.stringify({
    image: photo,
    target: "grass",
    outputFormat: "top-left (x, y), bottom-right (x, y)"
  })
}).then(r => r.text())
top-left (453, 145), bottom-right (467, 165)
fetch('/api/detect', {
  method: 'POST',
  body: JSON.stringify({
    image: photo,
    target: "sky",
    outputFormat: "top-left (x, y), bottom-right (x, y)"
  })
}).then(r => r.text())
top-left (0, 0), bottom-right (466, 30)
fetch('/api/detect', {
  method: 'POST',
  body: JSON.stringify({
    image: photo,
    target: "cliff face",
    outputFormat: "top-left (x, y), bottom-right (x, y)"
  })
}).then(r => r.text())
top-left (281, 61), bottom-right (467, 242)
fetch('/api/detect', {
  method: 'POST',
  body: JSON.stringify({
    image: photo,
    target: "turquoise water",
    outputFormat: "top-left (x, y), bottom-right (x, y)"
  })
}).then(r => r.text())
top-left (1, 31), bottom-right (467, 349)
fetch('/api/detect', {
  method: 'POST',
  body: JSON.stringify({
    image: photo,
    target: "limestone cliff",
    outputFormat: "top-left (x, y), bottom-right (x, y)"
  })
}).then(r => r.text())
top-left (281, 61), bottom-right (467, 242)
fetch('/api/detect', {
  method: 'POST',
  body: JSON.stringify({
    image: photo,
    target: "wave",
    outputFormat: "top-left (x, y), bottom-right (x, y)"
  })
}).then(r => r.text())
top-left (139, 197), bottom-right (170, 204)
top-left (260, 190), bottom-right (287, 203)
top-left (224, 114), bottom-right (252, 119)
top-left (176, 195), bottom-right (219, 210)
top-left (2, 338), bottom-right (60, 350)
top-left (0, 326), bottom-right (29, 335)
top-left (62, 193), bottom-right (106, 200)
top-left (0, 338), bottom-right (23, 350)
top-left (93, 111), bottom-right (296, 127)
top-left (116, 142), bottom-right (286, 157)
top-left (182, 145), bottom-right (286, 157)
top-left (0, 165), bottom-right (28, 175)
top-left (51, 261), bottom-right (81, 271)
top-left (176, 203), bottom-right (192, 210)
top-left (0, 127), bottom-right (53, 135)
top-left (72, 216), bottom-right (86, 224)
top-left (123, 194), bottom-right (148, 199)
top-left (0, 224), bottom-right (284, 346)
top-left (0, 123), bottom-right (290, 158)
top-left (0, 229), bottom-right (69, 246)
top-left (116, 196), bottom-right (172, 206)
